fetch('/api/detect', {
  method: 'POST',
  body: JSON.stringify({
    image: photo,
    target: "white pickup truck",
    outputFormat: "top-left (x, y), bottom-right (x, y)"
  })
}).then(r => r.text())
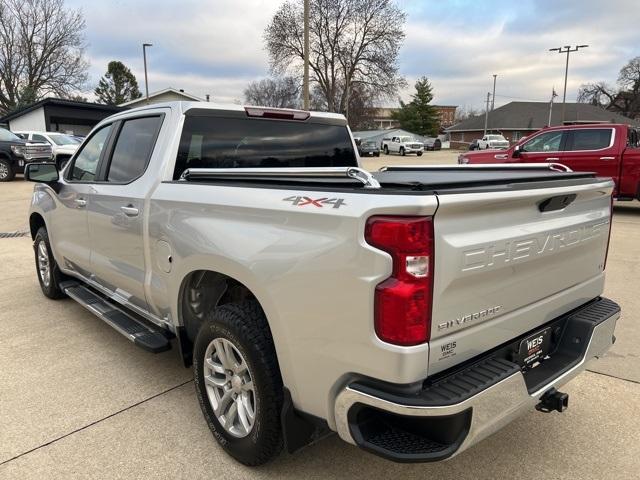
top-left (25, 102), bottom-right (620, 466)
top-left (381, 135), bottom-right (424, 156)
top-left (477, 134), bottom-right (510, 150)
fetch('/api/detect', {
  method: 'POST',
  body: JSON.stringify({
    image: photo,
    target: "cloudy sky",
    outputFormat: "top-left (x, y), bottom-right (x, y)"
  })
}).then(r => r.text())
top-left (66, 0), bottom-right (639, 110)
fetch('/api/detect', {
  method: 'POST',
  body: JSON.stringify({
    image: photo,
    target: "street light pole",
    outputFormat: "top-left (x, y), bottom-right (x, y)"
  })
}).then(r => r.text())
top-left (143, 43), bottom-right (153, 104)
top-left (491, 74), bottom-right (497, 111)
top-left (303, 0), bottom-right (310, 110)
top-left (483, 92), bottom-right (491, 135)
top-left (549, 44), bottom-right (588, 123)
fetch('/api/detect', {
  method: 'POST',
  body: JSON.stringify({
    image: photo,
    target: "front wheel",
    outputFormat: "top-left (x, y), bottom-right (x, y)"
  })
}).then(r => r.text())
top-left (400, 147), bottom-right (405, 156)
top-left (194, 301), bottom-right (283, 466)
top-left (0, 159), bottom-right (15, 182)
top-left (383, 145), bottom-right (389, 155)
top-left (417, 151), bottom-right (423, 157)
top-left (34, 227), bottom-right (67, 299)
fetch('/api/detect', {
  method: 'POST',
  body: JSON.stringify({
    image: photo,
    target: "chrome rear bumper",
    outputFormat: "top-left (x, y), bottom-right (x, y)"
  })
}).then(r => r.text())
top-left (334, 299), bottom-right (619, 462)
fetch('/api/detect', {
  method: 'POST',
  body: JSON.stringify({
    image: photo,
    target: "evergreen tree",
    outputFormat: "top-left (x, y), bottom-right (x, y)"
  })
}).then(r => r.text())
top-left (392, 77), bottom-right (440, 136)
top-left (94, 61), bottom-right (142, 105)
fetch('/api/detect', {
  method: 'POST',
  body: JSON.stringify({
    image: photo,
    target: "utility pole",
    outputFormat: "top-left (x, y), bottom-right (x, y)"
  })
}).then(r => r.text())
top-left (548, 87), bottom-right (558, 126)
top-left (303, 0), bottom-right (310, 110)
top-left (491, 74), bottom-right (497, 110)
top-left (549, 44), bottom-right (588, 123)
top-left (143, 43), bottom-right (153, 104)
top-left (483, 92), bottom-right (491, 135)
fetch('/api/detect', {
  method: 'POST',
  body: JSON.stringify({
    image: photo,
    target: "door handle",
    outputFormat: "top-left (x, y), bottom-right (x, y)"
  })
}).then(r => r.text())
top-left (120, 205), bottom-right (139, 217)
top-left (545, 157), bottom-right (560, 161)
top-left (75, 198), bottom-right (87, 208)
top-left (600, 156), bottom-right (615, 161)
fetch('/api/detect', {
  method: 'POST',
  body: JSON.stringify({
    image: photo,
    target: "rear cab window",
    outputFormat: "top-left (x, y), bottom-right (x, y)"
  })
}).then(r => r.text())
top-left (173, 112), bottom-right (357, 179)
top-left (566, 128), bottom-right (613, 151)
top-left (106, 116), bottom-right (163, 183)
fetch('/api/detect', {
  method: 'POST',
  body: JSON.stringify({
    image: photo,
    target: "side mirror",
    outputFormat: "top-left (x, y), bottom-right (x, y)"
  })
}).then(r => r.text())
top-left (512, 145), bottom-right (522, 158)
top-left (25, 163), bottom-right (59, 183)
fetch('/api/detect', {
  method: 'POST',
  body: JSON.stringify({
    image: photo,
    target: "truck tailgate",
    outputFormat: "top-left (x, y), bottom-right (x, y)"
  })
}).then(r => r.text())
top-left (429, 179), bottom-right (613, 374)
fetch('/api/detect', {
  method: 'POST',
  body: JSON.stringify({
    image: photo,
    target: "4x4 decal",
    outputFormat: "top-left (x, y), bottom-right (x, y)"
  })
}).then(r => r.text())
top-left (283, 196), bottom-right (347, 209)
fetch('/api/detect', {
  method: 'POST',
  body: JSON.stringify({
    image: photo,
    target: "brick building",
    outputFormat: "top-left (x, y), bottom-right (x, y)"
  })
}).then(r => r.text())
top-left (371, 105), bottom-right (457, 130)
top-left (446, 101), bottom-right (639, 149)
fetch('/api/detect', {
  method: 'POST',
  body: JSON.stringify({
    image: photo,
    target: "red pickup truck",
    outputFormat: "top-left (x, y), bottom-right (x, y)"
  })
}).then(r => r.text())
top-left (458, 123), bottom-right (640, 200)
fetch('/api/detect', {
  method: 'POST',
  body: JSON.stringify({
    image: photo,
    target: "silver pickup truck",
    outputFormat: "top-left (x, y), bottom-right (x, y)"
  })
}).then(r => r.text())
top-left (25, 102), bottom-right (620, 466)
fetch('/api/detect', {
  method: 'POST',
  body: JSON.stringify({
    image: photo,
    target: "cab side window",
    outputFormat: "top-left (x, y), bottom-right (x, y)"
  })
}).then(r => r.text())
top-left (522, 130), bottom-right (564, 152)
top-left (69, 125), bottom-right (112, 182)
top-left (106, 116), bottom-right (162, 183)
top-left (566, 129), bottom-right (612, 151)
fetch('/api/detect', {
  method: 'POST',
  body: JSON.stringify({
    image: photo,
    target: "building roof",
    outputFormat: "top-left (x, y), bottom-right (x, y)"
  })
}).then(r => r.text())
top-left (0, 97), bottom-right (123, 123)
top-left (119, 87), bottom-right (204, 107)
top-left (446, 101), bottom-right (640, 132)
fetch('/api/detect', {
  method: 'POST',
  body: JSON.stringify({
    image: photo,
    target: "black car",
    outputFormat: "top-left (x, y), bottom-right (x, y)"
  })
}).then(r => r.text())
top-left (423, 137), bottom-right (442, 151)
top-left (468, 139), bottom-right (480, 151)
top-left (0, 128), bottom-right (52, 181)
top-left (358, 140), bottom-right (380, 157)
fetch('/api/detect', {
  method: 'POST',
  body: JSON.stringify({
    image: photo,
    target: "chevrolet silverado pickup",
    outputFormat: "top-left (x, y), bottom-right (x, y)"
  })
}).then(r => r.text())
top-left (381, 135), bottom-right (424, 156)
top-left (26, 102), bottom-right (620, 466)
top-left (459, 123), bottom-right (640, 201)
top-left (476, 134), bottom-right (510, 150)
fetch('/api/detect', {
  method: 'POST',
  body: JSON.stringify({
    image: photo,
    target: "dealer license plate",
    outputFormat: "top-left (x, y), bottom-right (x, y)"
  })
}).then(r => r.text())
top-left (517, 327), bottom-right (552, 368)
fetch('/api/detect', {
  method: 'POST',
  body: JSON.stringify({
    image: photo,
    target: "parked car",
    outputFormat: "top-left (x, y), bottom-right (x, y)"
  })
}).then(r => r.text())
top-left (26, 102), bottom-right (619, 466)
top-left (0, 127), bottom-right (52, 181)
top-left (477, 134), bottom-right (510, 150)
top-left (358, 140), bottom-right (380, 157)
top-left (468, 139), bottom-right (480, 150)
top-left (423, 137), bottom-right (442, 151)
top-left (459, 123), bottom-right (640, 200)
top-left (381, 135), bottom-right (424, 156)
top-left (15, 131), bottom-right (81, 170)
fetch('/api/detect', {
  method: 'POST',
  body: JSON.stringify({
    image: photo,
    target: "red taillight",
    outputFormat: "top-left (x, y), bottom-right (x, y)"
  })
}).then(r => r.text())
top-left (365, 216), bottom-right (434, 346)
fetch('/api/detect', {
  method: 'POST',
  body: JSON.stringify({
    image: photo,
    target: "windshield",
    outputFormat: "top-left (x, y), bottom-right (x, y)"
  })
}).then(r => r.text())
top-left (0, 128), bottom-right (21, 142)
top-left (400, 136), bottom-right (414, 142)
top-left (487, 135), bottom-right (505, 140)
top-left (50, 134), bottom-right (80, 146)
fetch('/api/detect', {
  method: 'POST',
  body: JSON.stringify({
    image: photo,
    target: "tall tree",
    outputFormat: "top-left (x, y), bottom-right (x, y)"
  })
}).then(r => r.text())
top-left (244, 76), bottom-right (300, 108)
top-left (392, 77), bottom-right (440, 136)
top-left (0, 0), bottom-right (88, 114)
top-left (578, 56), bottom-right (640, 120)
top-left (264, 0), bottom-right (406, 118)
top-left (94, 61), bottom-right (142, 105)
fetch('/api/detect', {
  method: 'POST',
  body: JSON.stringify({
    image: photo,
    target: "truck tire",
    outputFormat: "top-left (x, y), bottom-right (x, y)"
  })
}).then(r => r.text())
top-left (400, 147), bottom-right (405, 156)
top-left (383, 145), bottom-right (389, 155)
top-left (194, 300), bottom-right (283, 466)
top-left (417, 151), bottom-right (423, 156)
top-left (0, 158), bottom-right (15, 182)
top-left (34, 227), bottom-right (67, 299)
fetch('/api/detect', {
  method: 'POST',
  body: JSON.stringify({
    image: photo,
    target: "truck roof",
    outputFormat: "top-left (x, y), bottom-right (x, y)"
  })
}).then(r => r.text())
top-left (112, 101), bottom-right (347, 123)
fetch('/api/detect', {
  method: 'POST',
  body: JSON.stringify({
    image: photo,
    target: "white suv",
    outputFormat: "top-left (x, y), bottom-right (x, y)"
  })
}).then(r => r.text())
top-left (477, 134), bottom-right (509, 150)
top-left (15, 131), bottom-right (81, 169)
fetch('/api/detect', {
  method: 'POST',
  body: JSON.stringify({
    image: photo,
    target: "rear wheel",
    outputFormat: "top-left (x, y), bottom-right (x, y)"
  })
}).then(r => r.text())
top-left (194, 300), bottom-right (283, 466)
top-left (383, 145), bottom-right (389, 155)
top-left (0, 159), bottom-right (15, 182)
top-left (34, 227), bottom-right (66, 299)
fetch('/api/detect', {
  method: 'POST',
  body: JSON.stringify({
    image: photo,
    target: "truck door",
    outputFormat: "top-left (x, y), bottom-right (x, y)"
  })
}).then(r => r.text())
top-left (50, 124), bottom-right (113, 277)
top-left (516, 129), bottom-right (567, 164)
top-left (561, 128), bottom-right (618, 187)
top-left (87, 114), bottom-right (164, 312)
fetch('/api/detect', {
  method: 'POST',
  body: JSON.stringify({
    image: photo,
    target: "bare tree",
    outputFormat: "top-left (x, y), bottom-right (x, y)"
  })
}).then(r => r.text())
top-left (578, 56), bottom-right (640, 120)
top-left (244, 76), bottom-right (301, 108)
top-left (0, 0), bottom-right (88, 114)
top-left (453, 105), bottom-right (482, 123)
top-left (264, 0), bottom-right (406, 118)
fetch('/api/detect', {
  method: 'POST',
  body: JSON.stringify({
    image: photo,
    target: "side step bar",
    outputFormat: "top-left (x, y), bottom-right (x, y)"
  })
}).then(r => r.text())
top-left (62, 282), bottom-right (171, 353)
